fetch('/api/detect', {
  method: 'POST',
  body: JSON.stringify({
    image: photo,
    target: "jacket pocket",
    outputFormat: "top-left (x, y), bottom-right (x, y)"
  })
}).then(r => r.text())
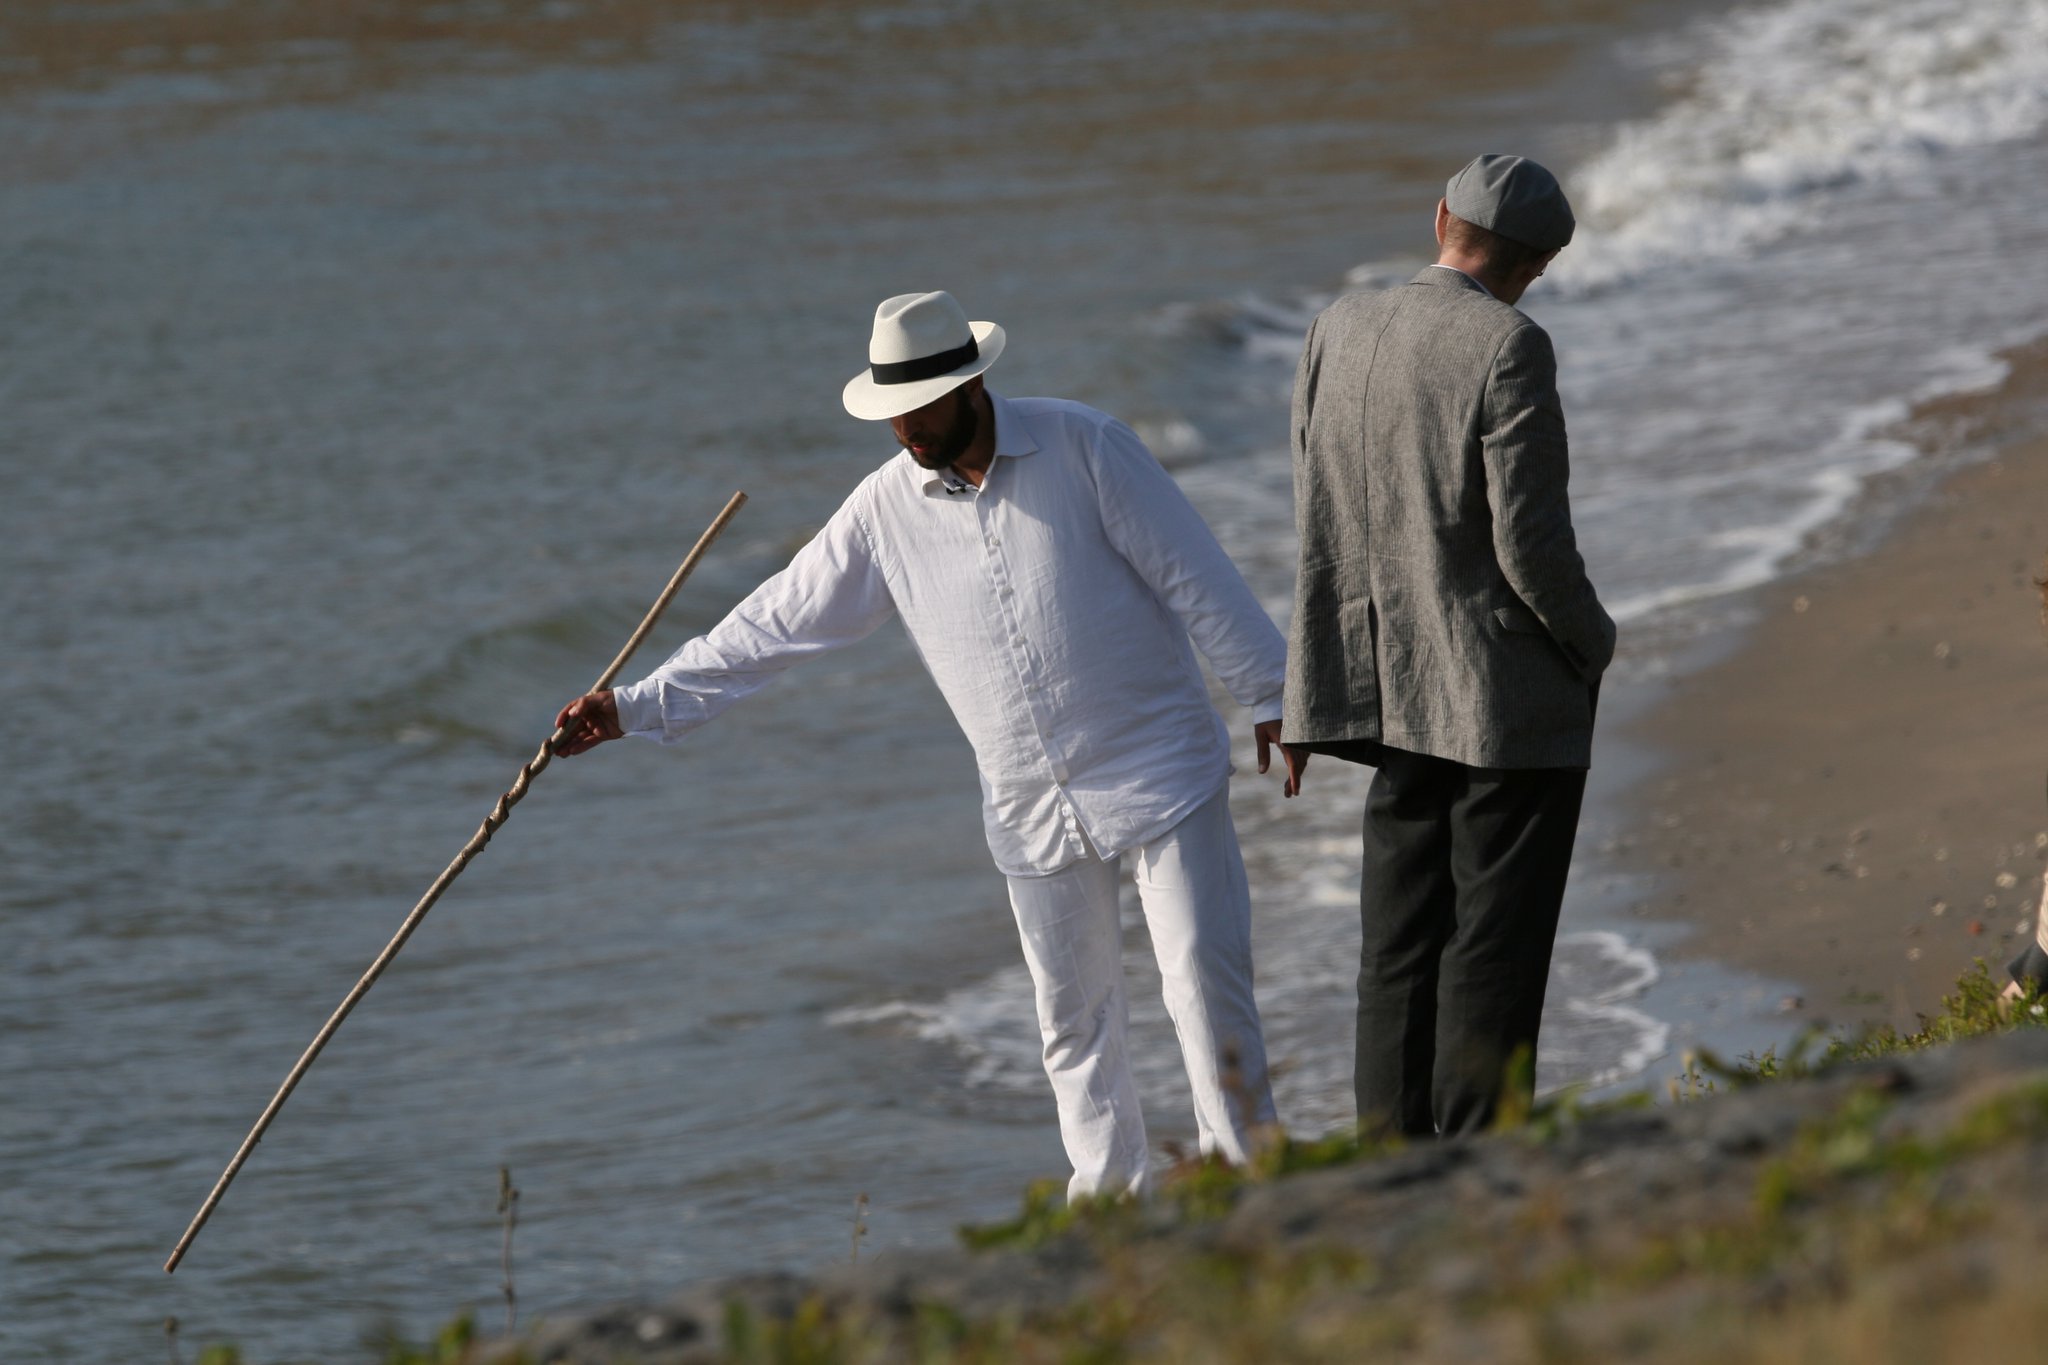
top-left (1493, 603), bottom-right (1547, 637)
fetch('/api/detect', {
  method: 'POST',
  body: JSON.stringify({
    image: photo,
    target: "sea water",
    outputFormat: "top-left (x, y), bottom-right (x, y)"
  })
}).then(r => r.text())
top-left (4, 0), bottom-right (2046, 1356)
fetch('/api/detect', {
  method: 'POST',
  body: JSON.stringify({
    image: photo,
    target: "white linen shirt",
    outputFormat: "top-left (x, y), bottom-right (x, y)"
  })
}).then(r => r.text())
top-left (611, 393), bottom-right (1286, 876)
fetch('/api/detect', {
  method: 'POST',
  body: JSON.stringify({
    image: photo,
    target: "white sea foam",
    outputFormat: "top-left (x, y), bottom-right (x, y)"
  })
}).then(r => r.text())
top-left (835, 848), bottom-right (1668, 1118)
top-left (827, 922), bottom-right (1674, 1129)
top-left (1557, 929), bottom-right (1660, 999)
top-left (1558, 0), bottom-right (2048, 291)
top-left (1543, 932), bottom-right (1673, 1091)
top-left (828, 969), bottom-right (1044, 1091)
top-left (1597, 413), bottom-right (1906, 624)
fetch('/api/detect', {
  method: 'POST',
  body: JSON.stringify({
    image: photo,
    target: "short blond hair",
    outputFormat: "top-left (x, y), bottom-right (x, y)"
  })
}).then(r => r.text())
top-left (1442, 213), bottom-right (1551, 277)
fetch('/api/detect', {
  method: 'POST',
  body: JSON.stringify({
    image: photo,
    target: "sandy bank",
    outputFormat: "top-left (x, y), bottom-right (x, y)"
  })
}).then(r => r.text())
top-left (1621, 341), bottom-right (2048, 1033)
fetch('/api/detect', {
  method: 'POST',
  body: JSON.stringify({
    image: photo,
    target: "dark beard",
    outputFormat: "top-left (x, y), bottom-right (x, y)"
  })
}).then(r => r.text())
top-left (905, 393), bottom-right (979, 470)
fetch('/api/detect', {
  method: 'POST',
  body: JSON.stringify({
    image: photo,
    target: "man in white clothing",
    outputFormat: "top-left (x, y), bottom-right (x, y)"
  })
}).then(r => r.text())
top-left (555, 291), bottom-right (1307, 1199)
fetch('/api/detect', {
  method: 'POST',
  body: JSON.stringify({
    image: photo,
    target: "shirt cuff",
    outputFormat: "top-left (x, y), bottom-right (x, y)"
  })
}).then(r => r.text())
top-left (1248, 688), bottom-right (1284, 728)
top-left (610, 679), bottom-right (663, 739)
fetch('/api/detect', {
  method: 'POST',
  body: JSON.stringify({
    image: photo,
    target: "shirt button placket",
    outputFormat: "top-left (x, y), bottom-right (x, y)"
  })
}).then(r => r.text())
top-left (989, 509), bottom-right (1058, 790)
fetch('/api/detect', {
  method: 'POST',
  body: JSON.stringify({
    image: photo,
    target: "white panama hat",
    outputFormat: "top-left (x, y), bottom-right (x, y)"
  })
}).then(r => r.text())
top-left (842, 291), bottom-right (1005, 421)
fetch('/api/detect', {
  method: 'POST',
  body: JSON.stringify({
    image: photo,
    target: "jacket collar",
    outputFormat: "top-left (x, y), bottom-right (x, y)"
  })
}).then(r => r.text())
top-left (1413, 264), bottom-right (1493, 298)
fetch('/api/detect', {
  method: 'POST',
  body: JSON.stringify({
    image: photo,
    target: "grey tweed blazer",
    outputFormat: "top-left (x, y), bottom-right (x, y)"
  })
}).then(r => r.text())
top-left (1283, 267), bottom-right (1615, 770)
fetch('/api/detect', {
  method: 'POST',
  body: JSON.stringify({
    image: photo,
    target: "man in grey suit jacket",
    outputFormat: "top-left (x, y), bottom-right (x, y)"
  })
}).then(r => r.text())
top-left (1283, 155), bottom-right (1615, 1137)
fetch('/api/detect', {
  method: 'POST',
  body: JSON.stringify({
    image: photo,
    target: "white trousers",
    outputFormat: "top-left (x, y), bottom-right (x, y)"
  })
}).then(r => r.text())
top-left (1004, 786), bottom-right (1276, 1200)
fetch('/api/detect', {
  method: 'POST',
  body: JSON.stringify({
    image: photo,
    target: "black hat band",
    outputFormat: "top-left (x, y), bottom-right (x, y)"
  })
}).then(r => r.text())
top-left (870, 337), bottom-right (979, 385)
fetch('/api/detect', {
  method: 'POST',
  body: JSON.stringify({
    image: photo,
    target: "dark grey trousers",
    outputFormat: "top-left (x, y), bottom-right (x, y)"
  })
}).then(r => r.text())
top-left (1354, 747), bottom-right (1587, 1138)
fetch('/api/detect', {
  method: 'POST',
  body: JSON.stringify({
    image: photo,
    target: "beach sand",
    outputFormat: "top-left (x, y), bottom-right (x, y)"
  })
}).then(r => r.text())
top-left (1622, 340), bottom-right (2048, 1034)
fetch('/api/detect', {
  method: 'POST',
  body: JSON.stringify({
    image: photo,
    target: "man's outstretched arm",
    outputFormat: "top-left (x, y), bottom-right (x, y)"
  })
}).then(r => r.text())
top-left (552, 495), bottom-right (895, 756)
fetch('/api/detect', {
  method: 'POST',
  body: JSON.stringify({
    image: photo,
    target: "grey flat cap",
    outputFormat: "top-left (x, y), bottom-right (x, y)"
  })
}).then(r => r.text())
top-left (1445, 154), bottom-right (1575, 251)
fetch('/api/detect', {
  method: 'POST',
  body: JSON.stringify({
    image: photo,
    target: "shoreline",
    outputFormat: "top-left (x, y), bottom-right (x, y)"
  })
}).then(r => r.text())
top-left (1616, 338), bottom-right (2048, 1037)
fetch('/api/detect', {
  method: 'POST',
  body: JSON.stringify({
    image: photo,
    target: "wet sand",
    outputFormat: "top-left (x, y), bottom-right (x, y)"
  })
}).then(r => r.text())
top-left (1623, 341), bottom-right (2048, 1033)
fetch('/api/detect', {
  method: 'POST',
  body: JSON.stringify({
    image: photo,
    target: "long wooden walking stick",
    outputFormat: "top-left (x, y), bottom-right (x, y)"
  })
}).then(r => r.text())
top-left (165, 490), bottom-right (748, 1274)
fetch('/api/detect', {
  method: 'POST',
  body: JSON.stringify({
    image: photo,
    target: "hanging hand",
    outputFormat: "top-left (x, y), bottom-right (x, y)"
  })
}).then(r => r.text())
top-left (1254, 719), bottom-right (1309, 798)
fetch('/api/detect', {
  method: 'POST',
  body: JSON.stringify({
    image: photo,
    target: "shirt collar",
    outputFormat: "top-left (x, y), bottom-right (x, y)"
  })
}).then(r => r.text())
top-left (918, 391), bottom-right (1040, 495)
top-left (1424, 263), bottom-right (1494, 298)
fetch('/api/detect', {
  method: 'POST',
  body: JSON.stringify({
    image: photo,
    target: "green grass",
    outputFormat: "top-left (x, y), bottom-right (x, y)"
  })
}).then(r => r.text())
top-left (1685, 961), bottom-right (2045, 1090)
top-left (956, 1124), bottom-right (1409, 1252)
